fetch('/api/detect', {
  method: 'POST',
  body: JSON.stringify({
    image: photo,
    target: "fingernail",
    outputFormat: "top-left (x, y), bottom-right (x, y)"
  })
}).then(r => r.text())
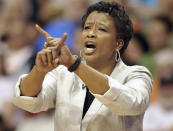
top-left (63, 32), bottom-right (67, 36)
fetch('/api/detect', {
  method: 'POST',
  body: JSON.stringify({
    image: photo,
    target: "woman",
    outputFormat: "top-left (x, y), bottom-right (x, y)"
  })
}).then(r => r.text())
top-left (13, 1), bottom-right (153, 131)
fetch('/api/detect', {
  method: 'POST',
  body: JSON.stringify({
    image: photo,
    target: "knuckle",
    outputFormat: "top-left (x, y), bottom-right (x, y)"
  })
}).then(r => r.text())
top-left (47, 51), bottom-right (52, 56)
top-left (37, 52), bottom-right (42, 55)
top-left (47, 47), bottom-right (53, 50)
top-left (42, 49), bottom-right (47, 52)
top-left (47, 49), bottom-right (51, 53)
top-left (52, 47), bottom-right (57, 51)
top-left (38, 51), bottom-right (45, 55)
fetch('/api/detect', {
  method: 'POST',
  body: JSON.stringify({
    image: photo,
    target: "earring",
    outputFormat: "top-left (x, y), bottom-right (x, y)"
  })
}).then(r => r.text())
top-left (80, 50), bottom-right (83, 58)
top-left (115, 50), bottom-right (120, 62)
top-left (79, 50), bottom-right (86, 63)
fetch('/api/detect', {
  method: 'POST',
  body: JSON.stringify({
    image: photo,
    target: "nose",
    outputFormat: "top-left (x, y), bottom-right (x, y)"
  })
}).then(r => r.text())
top-left (87, 29), bottom-right (96, 38)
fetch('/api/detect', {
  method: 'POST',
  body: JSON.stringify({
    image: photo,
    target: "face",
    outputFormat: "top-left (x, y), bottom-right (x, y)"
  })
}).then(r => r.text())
top-left (123, 38), bottom-right (144, 65)
top-left (7, 21), bottom-right (29, 49)
top-left (81, 11), bottom-right (119, 66)
top-left (159, 0), bottom-right (173, 12)
top-left (158, 67), bottom-right (173, 110)
top-left (147, 20), bottom-right (169, 52)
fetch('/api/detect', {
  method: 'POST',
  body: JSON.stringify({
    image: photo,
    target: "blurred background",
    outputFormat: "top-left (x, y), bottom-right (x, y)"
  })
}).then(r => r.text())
top-left (0, 0), bottom-right (173, 131)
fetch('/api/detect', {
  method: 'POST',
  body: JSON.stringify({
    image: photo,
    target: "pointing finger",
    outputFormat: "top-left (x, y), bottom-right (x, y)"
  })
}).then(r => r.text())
top-left (55, 33), bottom-right (67, 50)
top-left (35, 24), bottom-right (51, 39)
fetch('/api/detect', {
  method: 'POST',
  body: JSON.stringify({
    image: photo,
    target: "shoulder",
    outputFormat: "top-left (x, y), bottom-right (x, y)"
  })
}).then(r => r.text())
top-left (119, 60), bottom-right (153, 81)
top-left (111, 60), bottom-right (153, 85)
top-left (128, 65), bottom-right (152, 75)
top-left (119, 60), bottom-right (152, 77)
top-left (125, 64), bottom-right (153, 84)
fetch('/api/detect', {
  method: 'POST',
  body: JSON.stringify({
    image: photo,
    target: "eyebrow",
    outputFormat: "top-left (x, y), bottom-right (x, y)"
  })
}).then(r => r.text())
top-left (85, 22), bottom-right (108, 27)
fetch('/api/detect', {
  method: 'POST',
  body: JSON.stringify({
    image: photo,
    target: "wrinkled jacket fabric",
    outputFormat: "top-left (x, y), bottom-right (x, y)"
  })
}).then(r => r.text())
top-left (13, 60), bottom-right (153, 131)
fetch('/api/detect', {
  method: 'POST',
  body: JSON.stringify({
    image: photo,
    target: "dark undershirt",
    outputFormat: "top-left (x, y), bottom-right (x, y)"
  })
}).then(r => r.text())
top-left (82, 86), bottom-right (95, 119)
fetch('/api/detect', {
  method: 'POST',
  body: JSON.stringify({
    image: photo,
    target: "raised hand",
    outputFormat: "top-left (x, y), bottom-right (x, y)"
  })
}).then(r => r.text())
top-left (34, 24), bottom-right (75, 73)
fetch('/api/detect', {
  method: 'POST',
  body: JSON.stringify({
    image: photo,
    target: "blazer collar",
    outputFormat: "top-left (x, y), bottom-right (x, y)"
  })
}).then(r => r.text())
top-left (110, 59), bottom-right (127, 78)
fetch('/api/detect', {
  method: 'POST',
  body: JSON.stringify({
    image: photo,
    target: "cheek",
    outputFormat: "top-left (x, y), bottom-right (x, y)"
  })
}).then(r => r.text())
top-left (81, 32), bottom-right (86, 47)
top-left (100, 35), bottom-right (116, 49)
top-left (98, 42), bottom-right (115, 54)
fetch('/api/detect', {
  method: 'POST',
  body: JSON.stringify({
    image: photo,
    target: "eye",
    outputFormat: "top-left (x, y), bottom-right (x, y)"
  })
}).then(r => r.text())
top-left (84, 26), bottom-right (91, 30)
top-left (98, 27), bottom-right (107, 32)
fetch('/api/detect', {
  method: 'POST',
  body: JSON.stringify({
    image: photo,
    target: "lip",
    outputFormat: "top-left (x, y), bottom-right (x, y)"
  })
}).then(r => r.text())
top-left (84, 40), bottom-right (97, 47)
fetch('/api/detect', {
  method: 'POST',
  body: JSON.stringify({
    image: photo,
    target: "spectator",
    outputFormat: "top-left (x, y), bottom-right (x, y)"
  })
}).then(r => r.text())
top-left (141, 14), bottom-right (172, 76)
top-left (122, 32), bottom-right (149, 65)
top-left (143, 49), bottom-right (173, 131)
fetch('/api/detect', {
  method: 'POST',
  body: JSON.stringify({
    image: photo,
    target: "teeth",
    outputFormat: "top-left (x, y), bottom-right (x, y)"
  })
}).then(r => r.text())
top-left (84, 47), bottom-right (96, 54)
top-left (85, 48), bottom-right (95, 53)
top-left (86, 48), bottom-right (94, 51)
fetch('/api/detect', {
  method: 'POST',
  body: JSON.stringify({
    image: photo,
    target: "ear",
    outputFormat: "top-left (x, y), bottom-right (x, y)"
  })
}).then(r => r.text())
top-left (115, 39), bottom-right (124, 51)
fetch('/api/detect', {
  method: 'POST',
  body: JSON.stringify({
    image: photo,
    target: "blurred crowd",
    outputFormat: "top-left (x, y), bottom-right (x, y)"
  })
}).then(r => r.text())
top-left (0, 0), bottom-right (173, 131)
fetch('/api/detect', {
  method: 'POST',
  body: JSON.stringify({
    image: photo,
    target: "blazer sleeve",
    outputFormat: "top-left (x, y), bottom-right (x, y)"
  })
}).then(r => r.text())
top-left (93, 66), bottom-right (153, 116)
top-left (13, 68), bottom-right (59, 113)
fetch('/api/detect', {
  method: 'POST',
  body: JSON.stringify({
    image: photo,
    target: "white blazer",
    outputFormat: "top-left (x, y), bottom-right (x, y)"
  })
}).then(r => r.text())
top-left (13, 60), bottom-right (153, 131)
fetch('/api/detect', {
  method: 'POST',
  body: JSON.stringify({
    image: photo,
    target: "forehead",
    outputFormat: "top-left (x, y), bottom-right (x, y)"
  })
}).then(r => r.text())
top-left (85, 11), bottom-right (115, 26)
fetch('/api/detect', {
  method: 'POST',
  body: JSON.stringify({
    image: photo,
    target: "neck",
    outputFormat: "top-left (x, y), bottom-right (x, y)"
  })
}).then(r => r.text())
top-left (87, 59), bottom-right (117, 75)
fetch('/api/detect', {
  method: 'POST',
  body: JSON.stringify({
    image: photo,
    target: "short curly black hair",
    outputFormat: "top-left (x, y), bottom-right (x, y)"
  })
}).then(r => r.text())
top-left (81, 1), bottom-right (133, 54)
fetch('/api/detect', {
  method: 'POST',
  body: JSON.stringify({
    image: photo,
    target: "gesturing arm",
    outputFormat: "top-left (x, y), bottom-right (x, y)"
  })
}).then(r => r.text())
top-left (20, 25), bottom-right (67, 97)
top-left (93, 66), bottom-right (153, 115)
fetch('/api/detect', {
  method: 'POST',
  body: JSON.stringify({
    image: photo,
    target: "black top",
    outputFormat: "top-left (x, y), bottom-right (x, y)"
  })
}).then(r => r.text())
top-left (82, 86), bottom-right (95, 119)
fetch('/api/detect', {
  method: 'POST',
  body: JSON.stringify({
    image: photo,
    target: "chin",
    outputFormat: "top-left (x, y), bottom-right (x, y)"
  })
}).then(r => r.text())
top-left (83, 55), bottom-right (98, 64)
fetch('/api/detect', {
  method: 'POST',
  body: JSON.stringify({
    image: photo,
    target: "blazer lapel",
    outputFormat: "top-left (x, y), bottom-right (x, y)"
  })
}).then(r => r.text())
top-left (69, 75), bottom-right (87, 123)
top-left (81, 60), bottom-right (127, 128)
top-left (82, 60), bottom-right (126, 124)
top-left (82, 94), bottom-right (103, 127)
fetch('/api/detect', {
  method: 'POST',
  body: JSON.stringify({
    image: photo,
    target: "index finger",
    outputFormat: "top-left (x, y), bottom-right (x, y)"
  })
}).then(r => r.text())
top-left (55, 33), bottom-right (67, 50)
top-left (35, 24), bottom-right (51, 39)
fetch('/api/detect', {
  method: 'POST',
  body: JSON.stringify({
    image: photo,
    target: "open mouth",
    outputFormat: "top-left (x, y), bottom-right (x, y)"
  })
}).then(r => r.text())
top-left (86, 43), bottom-right (96, 48)
top-left (84, 42), bottom-right (96, 55)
